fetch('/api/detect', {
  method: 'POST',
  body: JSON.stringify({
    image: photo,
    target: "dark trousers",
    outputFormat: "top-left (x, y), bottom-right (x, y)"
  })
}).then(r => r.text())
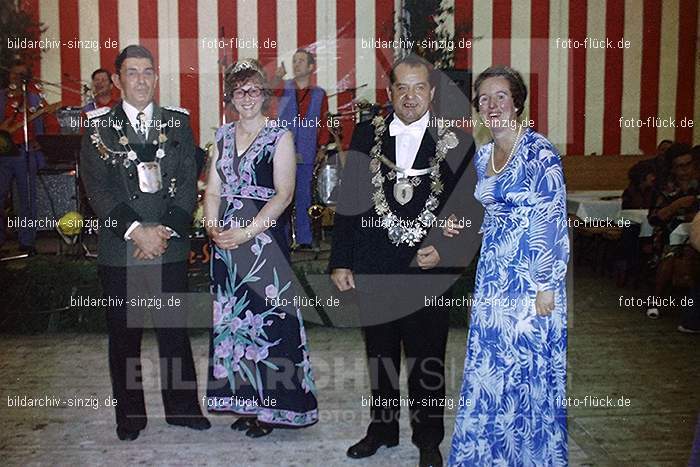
top-left (362, 303), bottom-right (450, 448)
top-left (98, 262), bottom-right (203, 431)
top-left (294, 164), bottom-right (314, 245)
top-left (0, 152), bottom-right (38, 247)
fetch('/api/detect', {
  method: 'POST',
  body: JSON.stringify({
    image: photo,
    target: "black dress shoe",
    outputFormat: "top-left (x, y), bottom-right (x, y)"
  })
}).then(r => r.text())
top-left (245, 420), bottom-right (273, 438)
top-left (230, 417), bottom-right (256, 431)
top-left (346, 435), bottom-right (399, 459)
top-left (419, 446), bottom-right (443, 467)
top-left (167, 416), bottom-right (211, 430)
top-left (116, 426), bottom-right (140, 441)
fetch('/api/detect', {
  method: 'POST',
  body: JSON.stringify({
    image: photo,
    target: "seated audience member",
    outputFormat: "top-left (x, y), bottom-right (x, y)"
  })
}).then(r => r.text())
top-left (646, 143), bottom-right (699, 319)
top-left (616, 161), bottom-right (657, 285)
top-left (623, 160), bottom-right (657, 209)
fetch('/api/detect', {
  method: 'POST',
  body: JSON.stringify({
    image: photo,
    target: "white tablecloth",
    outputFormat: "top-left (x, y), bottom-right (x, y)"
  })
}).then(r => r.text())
top-left (567, 190), bottom-right (623, 222)
top-left (670, 222), bottom-right (691, 246)
top-left (618, 209), bottom-right (653, 237)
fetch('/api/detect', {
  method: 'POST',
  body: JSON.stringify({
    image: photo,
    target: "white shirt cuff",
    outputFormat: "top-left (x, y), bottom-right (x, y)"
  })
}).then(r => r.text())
top-left (164, 226), bottom-right (180, 238)
top-left (124, 221), bottom-right (141, 240)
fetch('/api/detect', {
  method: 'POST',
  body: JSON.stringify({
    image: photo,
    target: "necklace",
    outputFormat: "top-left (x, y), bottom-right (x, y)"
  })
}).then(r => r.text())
top-left (368, 116), bottom-right (459, 246)
top-left (490, 124), bottom-right (523, 175)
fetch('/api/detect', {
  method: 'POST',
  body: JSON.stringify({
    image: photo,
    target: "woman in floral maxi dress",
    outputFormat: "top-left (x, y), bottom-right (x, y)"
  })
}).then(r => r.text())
top-left (446, 67), bottom-right (569, 466)
top-left (204, 60), bottom-right (317, 437)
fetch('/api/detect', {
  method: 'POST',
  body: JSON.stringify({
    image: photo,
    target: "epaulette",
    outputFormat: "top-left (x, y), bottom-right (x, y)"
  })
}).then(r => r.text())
top-left (86, 106), bottom-right (111, 120)
top-left (162, 105), bottom-right (189, 115)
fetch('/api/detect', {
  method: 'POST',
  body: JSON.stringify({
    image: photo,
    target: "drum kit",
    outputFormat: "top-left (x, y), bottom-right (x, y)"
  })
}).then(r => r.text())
top-left (1, 72), bottom-right (99, 261)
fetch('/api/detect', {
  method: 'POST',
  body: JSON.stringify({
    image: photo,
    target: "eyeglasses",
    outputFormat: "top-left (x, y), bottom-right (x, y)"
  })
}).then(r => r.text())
top-left (232, 87), bottom-right (263, 99)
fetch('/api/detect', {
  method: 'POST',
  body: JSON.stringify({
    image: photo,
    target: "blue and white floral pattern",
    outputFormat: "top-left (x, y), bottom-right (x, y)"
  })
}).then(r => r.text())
top-left (449, 129), bottom-right (569, 466)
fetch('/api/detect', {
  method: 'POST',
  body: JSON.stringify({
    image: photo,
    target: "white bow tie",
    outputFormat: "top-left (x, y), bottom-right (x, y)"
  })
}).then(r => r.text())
top-left (389, 118), bottom-right (424, 137)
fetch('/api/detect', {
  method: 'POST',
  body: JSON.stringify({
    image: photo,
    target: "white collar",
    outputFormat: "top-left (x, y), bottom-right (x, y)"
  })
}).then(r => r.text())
top-left (389, 111), bottom-right (430, 136)
top-left (122, 100), bottom-right (154, 128)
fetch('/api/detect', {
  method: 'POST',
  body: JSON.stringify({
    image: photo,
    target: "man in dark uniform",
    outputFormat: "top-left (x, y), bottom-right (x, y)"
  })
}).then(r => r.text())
top-left (80, 45), bottom-right (209, 441)
top-left (329, 55), bottom-right (482, 467)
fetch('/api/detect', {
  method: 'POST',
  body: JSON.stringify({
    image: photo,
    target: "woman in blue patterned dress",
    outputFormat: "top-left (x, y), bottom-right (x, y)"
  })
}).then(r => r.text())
top-left (203, 59), bottom-right (317, 437)
top-left (444, 67), bottom-right (569, 465)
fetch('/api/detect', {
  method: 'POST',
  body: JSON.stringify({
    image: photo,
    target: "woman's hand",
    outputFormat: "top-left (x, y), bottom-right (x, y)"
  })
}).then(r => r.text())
top-left (443, 214), bottom-right (462, 237)
top-left (210, 227), bottom-right (249, 250)
top-left (535, 290), bottom-right (555, 316)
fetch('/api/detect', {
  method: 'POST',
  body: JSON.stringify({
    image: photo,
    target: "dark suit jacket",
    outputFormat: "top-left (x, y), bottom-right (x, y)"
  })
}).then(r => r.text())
top-left (328, 113), bottom-right (483, 319)
top-left (80, 101), bottom-right (197, 266)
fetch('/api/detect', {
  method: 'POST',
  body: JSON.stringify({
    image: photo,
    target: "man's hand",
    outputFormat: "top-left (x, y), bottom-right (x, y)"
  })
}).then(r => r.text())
top-left (132, 247), bottom-right (148, 260)
top-left (331, 268), bottom-right (355, 292)
top-left (535, 290), bottom-right (555, 316)
top-left (210, 227), bottom-right (248, 250)
top-left (416, 245), bottom-right (440, 269)
top-left (130, 225), bottom-right (170, 259)
top-left (442, 213), bottom-right (463, 237)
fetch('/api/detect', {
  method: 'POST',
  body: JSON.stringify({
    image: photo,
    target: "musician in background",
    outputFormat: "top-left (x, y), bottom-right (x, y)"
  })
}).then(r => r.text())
top-left (0, 59), bottom-right (48, 255)
top-left (83, 68), bottom-right (119, 113)
top-left (272, 48), bottom-right (331, 249)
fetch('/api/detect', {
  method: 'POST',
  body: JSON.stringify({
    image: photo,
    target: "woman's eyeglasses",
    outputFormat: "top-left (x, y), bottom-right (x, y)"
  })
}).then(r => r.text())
top-left (232, 87), bottom-right (263, 99)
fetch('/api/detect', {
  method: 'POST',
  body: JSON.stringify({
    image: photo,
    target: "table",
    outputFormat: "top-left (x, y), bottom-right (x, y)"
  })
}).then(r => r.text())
top-left (567, 190), bottom-right (623, 222)
top-left (617, 209), bottom-right (653, 238)
top-left (670, 223), bottom-right (691, 246)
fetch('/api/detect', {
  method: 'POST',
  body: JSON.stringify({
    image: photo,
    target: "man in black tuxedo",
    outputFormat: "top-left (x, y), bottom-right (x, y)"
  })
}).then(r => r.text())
top-left (80, 45), bottom-right (209, 441)
top-left (329, 55), bottom-right (482, 467)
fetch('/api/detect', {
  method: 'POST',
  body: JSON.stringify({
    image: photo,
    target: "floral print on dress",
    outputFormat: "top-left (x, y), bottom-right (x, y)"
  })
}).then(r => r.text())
top-left (449, 129), bottom-right (569, 466)
top-left (207, 122), bottom-right (318, 427)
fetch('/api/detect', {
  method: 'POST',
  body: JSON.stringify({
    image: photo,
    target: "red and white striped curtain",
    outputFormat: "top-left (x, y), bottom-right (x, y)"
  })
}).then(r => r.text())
top-left (21, 0), bottom-right (700, 155)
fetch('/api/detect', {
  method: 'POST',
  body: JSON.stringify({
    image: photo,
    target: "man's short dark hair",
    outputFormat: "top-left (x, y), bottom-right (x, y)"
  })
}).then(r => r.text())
top-left (294, 48), bottom-right (316, 66)
top-left (389, 55), bottom-right (434, 87)
top-left (91, 68), bottom-right (111, 80)
top-left (114, 45), bottom-right (154, 74)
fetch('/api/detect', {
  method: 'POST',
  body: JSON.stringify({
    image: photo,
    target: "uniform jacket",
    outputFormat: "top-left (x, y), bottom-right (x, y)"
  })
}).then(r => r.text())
top-left (80, 101), bottom-right (197, 266)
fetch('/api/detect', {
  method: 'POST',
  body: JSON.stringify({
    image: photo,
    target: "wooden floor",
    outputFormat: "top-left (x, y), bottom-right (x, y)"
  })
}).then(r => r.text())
top-left (0, 267), bottom-right (697, 466)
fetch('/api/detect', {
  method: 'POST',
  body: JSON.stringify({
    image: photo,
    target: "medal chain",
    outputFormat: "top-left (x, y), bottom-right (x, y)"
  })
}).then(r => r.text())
top-left (368, 115), bottom-right (458, 247)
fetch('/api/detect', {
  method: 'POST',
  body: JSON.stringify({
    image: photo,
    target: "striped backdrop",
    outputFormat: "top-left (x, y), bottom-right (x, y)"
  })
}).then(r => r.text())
top-left (21, 0), bottom-right (700, 155)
